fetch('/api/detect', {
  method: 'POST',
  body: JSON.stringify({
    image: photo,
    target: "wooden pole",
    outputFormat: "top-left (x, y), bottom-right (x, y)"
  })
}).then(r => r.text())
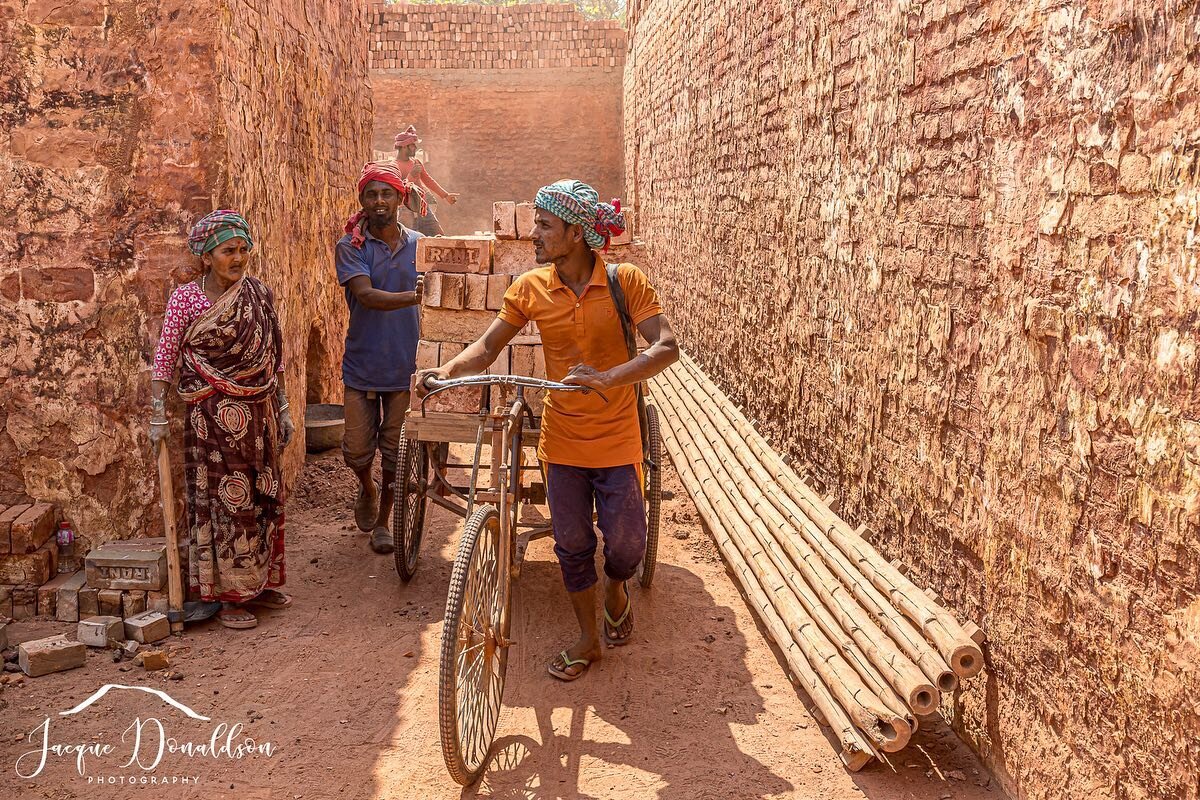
top-left (660, 398), bottom-right (911, 753)
top-left (658, 419), bottom-right (877, 770)
top-left (655, 374), bottom-right (939, 716)
top-left (676, 352), bottom-right (984, 680)
top-left (658, 364), bottom-right (956, 695)
top-left (676, 352), bottom-right (964, 690)
top-left (156, 443), bottom-right (185, 635)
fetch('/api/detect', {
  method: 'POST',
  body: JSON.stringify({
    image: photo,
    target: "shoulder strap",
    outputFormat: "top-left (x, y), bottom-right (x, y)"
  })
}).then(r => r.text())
top-left (606, 263), bottom-right (652, 467)
top-left (606, 263), bottom-right (638, 361)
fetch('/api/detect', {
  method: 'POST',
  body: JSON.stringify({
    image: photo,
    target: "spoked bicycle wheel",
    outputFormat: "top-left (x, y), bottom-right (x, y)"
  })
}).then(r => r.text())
top-left (637, 403), bottom-right (662, 588)
top-left (439, 504), bottom-right (511, 785)
top-left (392, 431), bottom-right (429, 582)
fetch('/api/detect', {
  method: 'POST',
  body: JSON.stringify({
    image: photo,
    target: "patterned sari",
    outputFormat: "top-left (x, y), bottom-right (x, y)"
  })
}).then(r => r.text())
top-left (177, 276), bottom-right (286, 602)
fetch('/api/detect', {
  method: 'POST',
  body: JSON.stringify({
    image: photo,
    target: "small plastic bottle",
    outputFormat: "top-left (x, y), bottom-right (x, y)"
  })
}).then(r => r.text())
top-left (56, 521), bottom-right (76, 570)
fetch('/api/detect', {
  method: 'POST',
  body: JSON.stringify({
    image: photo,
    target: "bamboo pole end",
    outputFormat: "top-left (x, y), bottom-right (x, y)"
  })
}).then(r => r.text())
top-left (840, 747), bottom-right (874, 772)
top-left (950, 643), bottom-right (985, 679)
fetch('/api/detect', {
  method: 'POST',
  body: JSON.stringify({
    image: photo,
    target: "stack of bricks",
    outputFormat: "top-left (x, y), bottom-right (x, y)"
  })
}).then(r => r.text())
top-left (367, 2), bottom-right (625, 71)
top-left (36, 538), bottom-right (169, 626)
top-left (0, 502), bottom-right (59, 620)
top-left (414, 202), bottom-right (550, 416)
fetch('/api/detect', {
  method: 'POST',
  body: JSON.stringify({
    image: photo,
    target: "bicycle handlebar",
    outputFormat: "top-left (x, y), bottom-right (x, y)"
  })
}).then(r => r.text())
top-left (420, 374), bottom-right (609, 405)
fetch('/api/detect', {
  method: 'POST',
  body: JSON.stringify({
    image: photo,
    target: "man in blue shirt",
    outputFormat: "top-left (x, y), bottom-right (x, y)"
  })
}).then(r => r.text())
top-left (336, 162), bottom-right (425, 554)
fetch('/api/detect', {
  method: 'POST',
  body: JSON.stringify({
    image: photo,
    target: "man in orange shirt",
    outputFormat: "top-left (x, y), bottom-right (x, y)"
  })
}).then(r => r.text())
top-left (416, 179), bottom-right (678, 682)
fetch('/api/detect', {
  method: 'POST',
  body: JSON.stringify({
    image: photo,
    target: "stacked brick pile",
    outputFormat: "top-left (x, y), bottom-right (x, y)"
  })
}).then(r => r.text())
top-left (0, 502), bottom-right (59, 620)
top-left (368, 2), bottom-right (625, 70)
top-left (0, 496), bottom-right (169, 627)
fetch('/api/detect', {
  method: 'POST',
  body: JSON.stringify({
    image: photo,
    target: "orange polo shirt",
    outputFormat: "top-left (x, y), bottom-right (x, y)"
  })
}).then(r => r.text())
top-left (498, 255), bottom-right (663, 468)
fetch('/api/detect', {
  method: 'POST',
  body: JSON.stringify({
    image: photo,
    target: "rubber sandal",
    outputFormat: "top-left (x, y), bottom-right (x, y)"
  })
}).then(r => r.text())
top-left (354, 481), bottom-right (379, 532)
top-left (218, 605), bottom-right (258, 630)
top-left (246, 589), bottom-right (292, 609)
top-left (547, 650), bottom-right (591, 682)
top-left (603, 583), bottom-right (634, 646)
top-left (370, 526), bottom-right (395, 554)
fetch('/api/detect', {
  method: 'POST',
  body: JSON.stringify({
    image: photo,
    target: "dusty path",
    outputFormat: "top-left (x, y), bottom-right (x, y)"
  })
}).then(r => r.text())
top-left (2, 451), bottom-right (1001, 799)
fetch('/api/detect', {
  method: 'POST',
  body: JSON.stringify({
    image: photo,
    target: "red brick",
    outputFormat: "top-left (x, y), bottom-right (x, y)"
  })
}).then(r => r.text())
top-left (515, 202), bottom-right (537, 239)
top-left (422, 271), bottom-right (444, 307)
top-left (415, 339), bottom-right (440, 371)
top-left (10, 502), bottom-right (55, 554)
top-left (440, 273), bottom-right (466, 309)
top-left (0, 273), bottom-right (18, 302)
top-left (21, 267), bottom-right (95, 302)
top-left (493, 240), bottom-right (539, 276)
top-left (493, 201), bottom-right (517, 239)
top-left (486, 273), bottom-right (511, 310)
top-left (419, 307), bottom-right (496, 343)
top-left (0, 539), bottom-right (56, 585)
top-left (0, 504), bottom-right (31, 554)
top-left (464, 274), bottom-right (489, 310)
top-left (416, 236), bottom-right (492, 274)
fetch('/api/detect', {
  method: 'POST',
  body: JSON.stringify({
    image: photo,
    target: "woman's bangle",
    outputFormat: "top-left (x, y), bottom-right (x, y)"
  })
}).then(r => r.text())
top-left (150, 420), bottom-right (169, 426)
top-left (279, 402), bottom-right (290, 412)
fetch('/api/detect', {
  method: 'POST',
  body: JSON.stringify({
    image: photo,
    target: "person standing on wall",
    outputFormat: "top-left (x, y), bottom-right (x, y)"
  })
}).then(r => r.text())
top-left (336, 162), bottom-right (426, 554)
top-left (415, 179), bottom-right (679, 682)
top-left (394, 125), bottom-right (459, 236)
top-left (148, 210), bottom-right (295, 630)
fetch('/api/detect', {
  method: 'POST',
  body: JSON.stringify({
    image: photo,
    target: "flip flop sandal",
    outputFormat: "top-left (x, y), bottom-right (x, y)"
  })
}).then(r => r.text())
top-left (218, 606), bottom-right (258, 630)
top-left (246, 589), bottom-right (292, 610)
top-left (603, 585), bottom-right (634, 647)
top-left (354, 481), bottom-right (379, 532)
top-left (547, 651), bottom-right (591, 682)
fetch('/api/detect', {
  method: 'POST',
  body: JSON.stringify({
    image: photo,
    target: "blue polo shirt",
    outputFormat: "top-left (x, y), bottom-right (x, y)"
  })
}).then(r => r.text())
top-left (335, 225), bottom-right (423, 392)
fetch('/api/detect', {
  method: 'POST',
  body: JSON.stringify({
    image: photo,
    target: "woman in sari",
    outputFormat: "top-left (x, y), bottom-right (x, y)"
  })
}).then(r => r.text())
top-left (148, 210), bottom-right (295, 630)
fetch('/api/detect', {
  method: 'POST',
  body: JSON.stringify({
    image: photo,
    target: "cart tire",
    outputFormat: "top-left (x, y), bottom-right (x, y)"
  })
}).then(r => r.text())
top-left (392, 430), bottom-right (429, 582)
top-left (439, 504), bottom-right (510, 786)
top-left (637, 404), bottom-right (662, 588)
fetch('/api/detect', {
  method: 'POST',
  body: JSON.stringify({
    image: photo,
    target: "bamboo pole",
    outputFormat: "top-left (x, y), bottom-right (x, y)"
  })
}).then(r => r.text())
top-left (655, 374), bottom-right (939, 716)
top-left (660, 377), bottom-right (917, 726)
top-left (659, 419), bottom-right (877, 770)
top-left (661, 399), bottom-right (911, 753)
top-left (656, 365), bottom-right (956, 695)
top-left (676, 352), bottom-right (984, 680)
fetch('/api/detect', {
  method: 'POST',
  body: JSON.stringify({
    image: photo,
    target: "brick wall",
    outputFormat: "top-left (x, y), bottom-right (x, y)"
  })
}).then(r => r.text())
top-left (368, 2), bottom-right (626, 233)
top-left (625, 1), bottom-right (1200, 798)
top-left (0, 0), bottom-right (372, 547)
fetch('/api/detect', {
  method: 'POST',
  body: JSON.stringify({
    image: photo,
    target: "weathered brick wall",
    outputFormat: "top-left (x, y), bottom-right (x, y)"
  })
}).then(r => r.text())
top-left (368, 2), bottom-right (625, 233)
top-left (626, 1), bottom-right (1199, 798)
top-left (0, 0), bottom-right (371, 547)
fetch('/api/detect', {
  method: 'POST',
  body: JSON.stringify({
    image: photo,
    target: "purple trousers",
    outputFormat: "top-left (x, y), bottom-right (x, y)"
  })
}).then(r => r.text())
top-left (545, 463), bottom-right (646, 593)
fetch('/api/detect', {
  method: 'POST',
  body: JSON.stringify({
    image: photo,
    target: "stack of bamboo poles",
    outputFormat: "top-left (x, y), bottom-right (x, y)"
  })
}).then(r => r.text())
top-left (650, 352), bottom-right (984, 771)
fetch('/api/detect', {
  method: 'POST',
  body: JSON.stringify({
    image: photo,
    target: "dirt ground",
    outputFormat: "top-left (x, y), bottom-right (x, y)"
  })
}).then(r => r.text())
top-left (1, 450), bottom-right (1003, 799)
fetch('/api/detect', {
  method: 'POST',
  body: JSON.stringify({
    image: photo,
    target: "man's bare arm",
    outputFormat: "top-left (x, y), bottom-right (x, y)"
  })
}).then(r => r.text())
top-left (346, 275), bottom-right (423, 310)
top-left (562, 314), bottom-right (679, 391)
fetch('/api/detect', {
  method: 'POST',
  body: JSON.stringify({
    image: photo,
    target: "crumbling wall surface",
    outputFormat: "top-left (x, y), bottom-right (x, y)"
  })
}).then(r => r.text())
top-left (0, 0), bottom-right (371, 546)
top-left (368, 2), bottom-right (625, 233)
top-left (625, 1), bottom-right (1200, 798)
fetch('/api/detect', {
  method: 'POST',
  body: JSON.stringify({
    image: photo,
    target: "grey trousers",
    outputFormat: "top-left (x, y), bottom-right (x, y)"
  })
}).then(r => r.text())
top-left (342, 387), bottom-right (410, 474)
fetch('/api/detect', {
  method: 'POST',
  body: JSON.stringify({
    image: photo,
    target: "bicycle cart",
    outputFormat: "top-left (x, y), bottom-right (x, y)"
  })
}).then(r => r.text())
top-left (396, 374), bottom-right (662, 785)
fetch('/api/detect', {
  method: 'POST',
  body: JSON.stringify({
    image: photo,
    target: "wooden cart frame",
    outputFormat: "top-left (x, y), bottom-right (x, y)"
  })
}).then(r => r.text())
top-left (392, 374), bottom-right (662, 785)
